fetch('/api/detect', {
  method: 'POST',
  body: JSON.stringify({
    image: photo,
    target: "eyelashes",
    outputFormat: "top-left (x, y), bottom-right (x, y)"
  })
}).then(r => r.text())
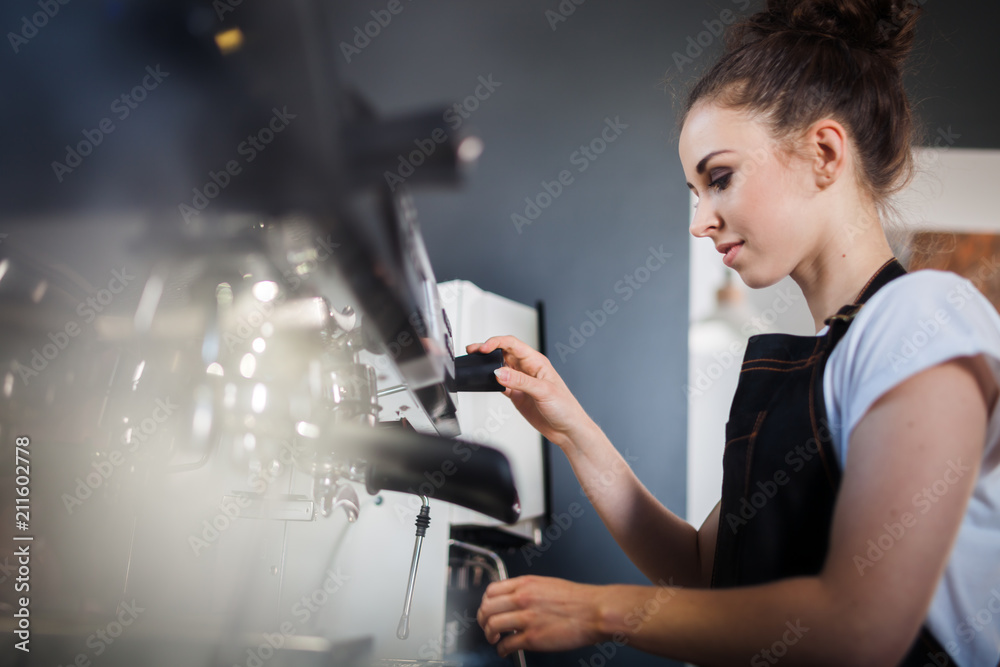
top-left (709, 171), bottom-right (732, 192)
top-left (691, 169), bottom-right (734, 207)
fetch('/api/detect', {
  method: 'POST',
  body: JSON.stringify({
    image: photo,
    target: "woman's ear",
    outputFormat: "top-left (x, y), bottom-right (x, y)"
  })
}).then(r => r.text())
top-left (806, 118), bottom-right (849, 189)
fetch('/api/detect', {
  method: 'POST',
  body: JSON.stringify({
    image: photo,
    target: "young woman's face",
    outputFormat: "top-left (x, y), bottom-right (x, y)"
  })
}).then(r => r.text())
top-left (679, 102), bottom-right (820, 289)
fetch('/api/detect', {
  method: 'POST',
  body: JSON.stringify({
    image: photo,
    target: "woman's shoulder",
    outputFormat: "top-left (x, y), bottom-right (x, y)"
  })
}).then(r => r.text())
top-left (835, 267), bottom-right (1000, 376)
top-left (859, 268), bottom-right (994, 324)
top-left (874, 266), bottom-right (979, 298)
top-left (825, 267), bottom-right (1000, 453)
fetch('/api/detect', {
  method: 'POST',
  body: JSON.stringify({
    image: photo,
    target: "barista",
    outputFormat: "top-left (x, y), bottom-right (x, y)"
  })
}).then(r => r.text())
top-left (473, 1), bottom-right (1000, 665)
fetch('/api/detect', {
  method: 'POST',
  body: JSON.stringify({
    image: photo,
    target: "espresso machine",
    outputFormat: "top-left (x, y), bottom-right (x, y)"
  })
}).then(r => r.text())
top-left (0, 2), bottom-right (546, 665)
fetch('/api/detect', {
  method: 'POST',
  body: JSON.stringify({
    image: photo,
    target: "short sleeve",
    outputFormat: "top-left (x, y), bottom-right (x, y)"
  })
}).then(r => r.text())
top-left (824, 269), bottom-right (1000, 466)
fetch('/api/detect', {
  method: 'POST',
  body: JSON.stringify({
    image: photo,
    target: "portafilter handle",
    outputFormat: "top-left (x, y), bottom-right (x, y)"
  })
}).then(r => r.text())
top-left (445, 349), bottom-right (505, 392)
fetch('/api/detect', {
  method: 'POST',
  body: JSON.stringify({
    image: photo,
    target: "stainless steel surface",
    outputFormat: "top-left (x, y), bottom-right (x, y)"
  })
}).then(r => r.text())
top-left (397, 496), bottom-right (431, 641)
top-left (333, 484), bottom-right (361, 523)
top-left (449, 540), bottom-right (527, 667)
top-left (0, 4), bottom-right (541, 665)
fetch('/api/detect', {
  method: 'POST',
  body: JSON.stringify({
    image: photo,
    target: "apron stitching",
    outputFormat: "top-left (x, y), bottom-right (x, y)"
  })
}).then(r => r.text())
top-left (810, 361), bottom-right (840, 489)
top-left (743, 357), bottom-right (820, 365)
top-left (713, 258), bottom-right (908, 593)
top-left (851, 257), bottom-right (896, 305)
top-left (742, 411), bottom-right (767, 498)
top-left (743, 344), bottom-right (832, 369)
top-left (740, 364), bottom-right (818, 374)
top-left (724, 433), bottom-right (754, 447)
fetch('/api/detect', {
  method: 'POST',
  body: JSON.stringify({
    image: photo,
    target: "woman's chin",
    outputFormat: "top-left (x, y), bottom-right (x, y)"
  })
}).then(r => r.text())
top-left (735, 267), bottom-right (783, 291)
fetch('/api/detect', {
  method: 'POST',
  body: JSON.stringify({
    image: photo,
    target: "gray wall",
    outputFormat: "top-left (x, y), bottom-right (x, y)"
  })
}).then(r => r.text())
top-left (333, 2), bottom-right (1000, 665)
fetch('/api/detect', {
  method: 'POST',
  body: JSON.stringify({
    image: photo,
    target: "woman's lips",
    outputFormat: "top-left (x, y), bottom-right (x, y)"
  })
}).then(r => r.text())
top-left (722, 242), bottom-right (744, 268)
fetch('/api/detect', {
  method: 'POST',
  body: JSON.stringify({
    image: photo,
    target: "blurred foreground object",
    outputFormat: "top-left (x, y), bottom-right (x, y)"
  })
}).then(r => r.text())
top-left (0, 1), bottom-right (544, 665)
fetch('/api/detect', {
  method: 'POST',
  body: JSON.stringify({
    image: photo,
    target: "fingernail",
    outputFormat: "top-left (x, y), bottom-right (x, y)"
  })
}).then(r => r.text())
top-left (494, 368), bottom-right (506, 382)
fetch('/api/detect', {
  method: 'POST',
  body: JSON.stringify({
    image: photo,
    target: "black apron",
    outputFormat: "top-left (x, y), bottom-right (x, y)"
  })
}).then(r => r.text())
top-left (710, 257), bottom-right (958, 667)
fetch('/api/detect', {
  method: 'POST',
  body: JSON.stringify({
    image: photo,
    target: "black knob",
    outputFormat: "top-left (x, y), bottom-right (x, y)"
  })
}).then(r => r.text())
top-left (446, 349), bottom-right (505, 392)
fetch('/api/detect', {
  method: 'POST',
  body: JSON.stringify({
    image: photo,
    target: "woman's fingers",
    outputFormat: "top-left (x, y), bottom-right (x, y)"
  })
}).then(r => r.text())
top-left (468, 335), bottom-right (549, 371)
top-left (484, 577), bottom-right (519, 597)
top-left (464, 337), bottom-right (583, 446)
top-left (476, 576), bottom-right (602, 657)
top-left (496, 632), bottom-right (529, 659)
top-left (467, 335), bottom-right (534, 359)
top-left (477, 579), bottom-right (519, 635)
top-left (478, 582), bottom-right (527, 646)
top-left (494, 366), bottom-right (561, 406)
top-left (466, 335), bottom-right (572, 392)
top-left (481, 607), bottom-right (525, 642)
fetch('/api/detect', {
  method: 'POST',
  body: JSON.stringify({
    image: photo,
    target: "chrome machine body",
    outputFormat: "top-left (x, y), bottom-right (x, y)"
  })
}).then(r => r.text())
top-left (0, 3), bottom-right (545, 665)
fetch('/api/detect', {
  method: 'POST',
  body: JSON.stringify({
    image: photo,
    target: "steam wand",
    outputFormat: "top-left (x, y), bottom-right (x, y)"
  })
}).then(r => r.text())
top-left (396, 495), bottom-right (431, 640)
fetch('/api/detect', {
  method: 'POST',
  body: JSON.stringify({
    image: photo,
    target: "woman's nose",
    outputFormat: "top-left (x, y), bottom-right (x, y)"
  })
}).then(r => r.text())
top-left (689, 197), bottom-right (720, 238)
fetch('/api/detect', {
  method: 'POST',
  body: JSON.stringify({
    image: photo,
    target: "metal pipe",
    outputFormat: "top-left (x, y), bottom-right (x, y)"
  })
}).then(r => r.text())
top-left (449, 539), bottom-right (527, 667)
top-left (396, 494), bottom-right (430, 640)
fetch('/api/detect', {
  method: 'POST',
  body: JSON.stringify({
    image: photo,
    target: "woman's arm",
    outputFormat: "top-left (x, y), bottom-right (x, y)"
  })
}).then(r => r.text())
top-left (479, 354), bottom-right (993, 666)
top-left (469, 336), bottom-right (713, 588)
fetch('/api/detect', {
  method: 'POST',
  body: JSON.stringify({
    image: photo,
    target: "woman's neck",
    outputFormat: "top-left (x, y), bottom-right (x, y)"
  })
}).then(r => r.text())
top-left (792, 226), bottom-right (896, 334)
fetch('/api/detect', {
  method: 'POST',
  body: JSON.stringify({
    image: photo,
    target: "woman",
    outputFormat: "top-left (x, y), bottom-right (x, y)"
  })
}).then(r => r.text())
top-left (473, 1), bottom-right (1000, 665)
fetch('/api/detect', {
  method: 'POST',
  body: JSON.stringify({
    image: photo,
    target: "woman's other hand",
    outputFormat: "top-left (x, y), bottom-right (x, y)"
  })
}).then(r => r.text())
top-left (476, 575), bottom-right (606, 658)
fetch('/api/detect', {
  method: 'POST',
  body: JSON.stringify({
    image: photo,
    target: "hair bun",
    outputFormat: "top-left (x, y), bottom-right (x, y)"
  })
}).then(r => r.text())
top-left (730, 0), bottom-right (921, 67)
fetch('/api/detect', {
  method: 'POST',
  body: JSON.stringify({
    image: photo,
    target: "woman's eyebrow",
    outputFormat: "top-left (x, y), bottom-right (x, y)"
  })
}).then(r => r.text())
top-left (696, 150), bottom-right (733, 175)
top-left (686, 150), bottom-right (735, 189)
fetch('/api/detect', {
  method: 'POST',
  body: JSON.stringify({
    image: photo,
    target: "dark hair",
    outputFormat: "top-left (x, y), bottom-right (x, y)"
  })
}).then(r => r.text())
top-left (683, 0), bottom-right (922, 212)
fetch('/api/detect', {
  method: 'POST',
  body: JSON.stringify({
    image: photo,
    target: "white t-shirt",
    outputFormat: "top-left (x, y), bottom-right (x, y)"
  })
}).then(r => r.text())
top-left (818, 268), bottom-right (1000, 667)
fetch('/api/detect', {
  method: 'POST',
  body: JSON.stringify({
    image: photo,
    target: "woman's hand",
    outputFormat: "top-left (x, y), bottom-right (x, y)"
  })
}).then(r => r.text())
top-left (477, 575), bottom-right (606, 658)
top-left (466, 336), bottom-right (593, 449)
